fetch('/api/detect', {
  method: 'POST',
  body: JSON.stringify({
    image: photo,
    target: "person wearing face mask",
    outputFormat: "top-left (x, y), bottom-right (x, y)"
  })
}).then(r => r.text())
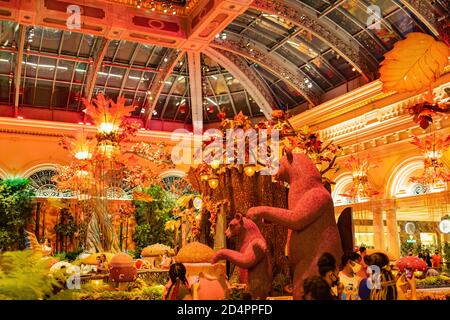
top-left (339, 252), bottom-right (363, 300)
top-left (317, 252), bottom-right (343, 299)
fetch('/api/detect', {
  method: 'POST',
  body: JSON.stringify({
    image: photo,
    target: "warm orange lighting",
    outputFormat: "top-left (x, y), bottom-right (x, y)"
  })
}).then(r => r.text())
top-left (200, 174), bottom-right (209, 182)
top-left (210, 159), bottom-right (221, 170)
top-left (74, 151), bottom-right (91, 160)
top-left (99, 122), bottom-right (117, 134)
top-left (208, 175), bottom-right (219, 189)
top-left (244, 164), bottom-right (256, 177)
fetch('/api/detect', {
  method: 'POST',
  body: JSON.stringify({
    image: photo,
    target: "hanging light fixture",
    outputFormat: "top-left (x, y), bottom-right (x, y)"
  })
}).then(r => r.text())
top-left (244, 164), bottom-right (256, 177)
top-left (410, 133), bottom-right (450, 188)
top-left (208, 174), bottom-right (219, 189)
top-left (339, 155), bottom-right (379, 202)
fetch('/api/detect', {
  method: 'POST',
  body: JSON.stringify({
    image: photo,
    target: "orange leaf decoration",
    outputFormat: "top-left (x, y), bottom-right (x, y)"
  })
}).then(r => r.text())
top-left (380, 32), bottom-right (449, 93)
top-left (82, 93), bottom-right (135, 128)
top-left (132, 190), bottom-right (153, 202)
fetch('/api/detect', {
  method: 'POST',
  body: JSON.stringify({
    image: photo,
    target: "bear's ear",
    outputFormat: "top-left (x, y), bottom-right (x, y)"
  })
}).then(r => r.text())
top-left (234, 213), bottom-right (243, 221)
top-left (284, 147), bottom-right (293, 164)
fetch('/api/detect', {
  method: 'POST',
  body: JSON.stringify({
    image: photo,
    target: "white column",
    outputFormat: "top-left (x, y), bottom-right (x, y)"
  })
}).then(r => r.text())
top-left (385, 208), bottom-right (401, 259)
top-left (187, 51), bottom-right (203, 134)
top-left (373, 207), bottom-right (385, 251)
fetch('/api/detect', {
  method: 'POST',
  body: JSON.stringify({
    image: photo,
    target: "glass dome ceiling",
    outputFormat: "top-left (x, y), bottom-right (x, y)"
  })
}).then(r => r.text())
top-left (0, 0), bottom-right (447, 128)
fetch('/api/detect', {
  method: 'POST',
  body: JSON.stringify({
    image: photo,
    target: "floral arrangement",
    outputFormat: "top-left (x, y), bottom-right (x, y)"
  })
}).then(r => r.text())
top-left (409, 133), bottom-right (450, 186)
top-left (408, 88), bottom-right (450, 129)
top-left (339, 155), bottom-right (379, 199)
top-left (198, 108), bottom-right (341, 184)
top-left (82, 93), bottom-right (136, 141)
top-left (203, 197), bottom-right (229, 236)
top-left (53, 93), bottom-right (175, 252)
top-left (169, 207), bottom-right (200, 241)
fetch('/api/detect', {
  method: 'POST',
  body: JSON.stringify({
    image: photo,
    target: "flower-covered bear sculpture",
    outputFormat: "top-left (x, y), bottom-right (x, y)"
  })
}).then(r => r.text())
top-left (247, 150), bottom-right (343, 299)
top-left (211, 213), bottom-right (272, 300)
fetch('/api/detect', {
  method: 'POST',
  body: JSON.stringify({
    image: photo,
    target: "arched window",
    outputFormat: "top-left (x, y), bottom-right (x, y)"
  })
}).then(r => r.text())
top-left (161, 175), bottom-right (196, 196)
top-left (332, 174), bottom-right (355, 205)
top-left (27, 168), bottom-right (73, 198)
top-left (388, 156), bottom-right (444, 198)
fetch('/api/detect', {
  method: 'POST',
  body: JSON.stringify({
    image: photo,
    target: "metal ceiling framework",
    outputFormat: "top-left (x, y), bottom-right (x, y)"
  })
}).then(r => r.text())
top-left (0, 0), bottom-right (444, 129)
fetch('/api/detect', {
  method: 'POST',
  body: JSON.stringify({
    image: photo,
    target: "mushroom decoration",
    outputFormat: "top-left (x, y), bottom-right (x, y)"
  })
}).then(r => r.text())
top-left (109, 253), bottom-right (137, 290)
top-left (396, 256), bottom-right (428, 277)
top-left (141, 243), bottom-right (175, 269)
top-left (176, 242), bottom-right (230, 300)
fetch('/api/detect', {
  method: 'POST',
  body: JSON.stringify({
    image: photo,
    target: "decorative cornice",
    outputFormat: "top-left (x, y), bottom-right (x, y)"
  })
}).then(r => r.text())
top-left (319, 82), bottom-right (450, 142)
top-left (0, 117), bottom-right (194, 142)
top-left (399, 0), bottom-right (439, 36)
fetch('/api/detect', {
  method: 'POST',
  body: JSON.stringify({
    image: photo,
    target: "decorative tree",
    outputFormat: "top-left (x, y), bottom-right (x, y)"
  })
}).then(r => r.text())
top-left (188, 109), bottom-right (341, 289)
top-left (53, 93), bottom-right (174, 253)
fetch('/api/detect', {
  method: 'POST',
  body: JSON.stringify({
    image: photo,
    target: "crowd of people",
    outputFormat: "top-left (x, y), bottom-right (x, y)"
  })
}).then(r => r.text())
top-left (162, 247), bottom-right (447, 300)
top-left (303, 247), bottom-right (446, 300)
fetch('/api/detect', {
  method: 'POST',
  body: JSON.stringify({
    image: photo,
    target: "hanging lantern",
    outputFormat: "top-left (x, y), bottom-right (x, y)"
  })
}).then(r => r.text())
top-left (208, 174), bottom-right (219, 189)
top-left (339, 155), bottom-right (378, 202)
top-left (210, 159), bottom-right (221, 170)
top-left (200, 174), bottom-right (209, 182)
top-left (179, 105), bottom-right (186, 114)
top-left (244, 164), bottom-right (256, 177)
top-left (410, 134), bottom-right (450, 188)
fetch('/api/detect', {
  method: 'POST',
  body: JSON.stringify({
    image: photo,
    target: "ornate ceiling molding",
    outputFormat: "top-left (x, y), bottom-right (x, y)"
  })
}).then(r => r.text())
top-left (249, 0), bottom-right (378, 81)
top-left (84, 38), bottom-right (111, 102)
top-left (398, 0), bottom-right (439, 37)
top-left (204, 47), bottom-right (275, 118)
top-left (211, 36), bottom-right (322, 106)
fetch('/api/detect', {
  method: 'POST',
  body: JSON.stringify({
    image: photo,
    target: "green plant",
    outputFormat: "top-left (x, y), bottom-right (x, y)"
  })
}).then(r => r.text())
top-left (401, 241), bottom-right (415, 256)
top-left (416, 275), bottom-right (450, 288)
top-left (443, 241), bottom-right (450, 263)
top-left (0, 178), bottom-right (34, 251)
top-left (133, 185), bottom-right (176, 255)
top-left (141, 285), bottom-right (164, 300)
top-left (0, 250), bottom-right (61, 300)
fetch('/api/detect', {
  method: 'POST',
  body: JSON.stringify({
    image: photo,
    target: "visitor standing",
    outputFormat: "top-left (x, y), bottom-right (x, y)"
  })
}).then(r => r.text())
top-left (431, 250), bottom-right (442, 269)
top-left (357, 247), bottom-right (368, 278)
top-left (339, 252), bottom-right (363, 300)
top-left (317, 252), bottom-right (343, 299)
top-left (303, 276), bottom-right (334, 300)
top-left (164, 263), bottom-right (192, 300)
top-left (424, 251), bottom-right (432, 268)
top-left (364, 252), bottom-right (398, 300)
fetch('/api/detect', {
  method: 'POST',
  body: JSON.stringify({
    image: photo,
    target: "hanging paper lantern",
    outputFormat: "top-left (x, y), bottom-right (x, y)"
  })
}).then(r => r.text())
top-left (179, 105), bottom-right (186, 114)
